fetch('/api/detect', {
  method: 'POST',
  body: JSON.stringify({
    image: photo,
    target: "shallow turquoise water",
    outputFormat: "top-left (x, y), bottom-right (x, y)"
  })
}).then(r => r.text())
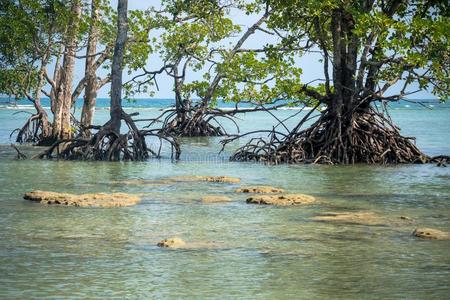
top-left (0, 104), bottom-right (449, 299)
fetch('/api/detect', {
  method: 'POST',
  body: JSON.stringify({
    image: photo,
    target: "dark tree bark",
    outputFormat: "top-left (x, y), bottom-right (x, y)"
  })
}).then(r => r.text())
top-left (110, 0), bottom-right (128, 135)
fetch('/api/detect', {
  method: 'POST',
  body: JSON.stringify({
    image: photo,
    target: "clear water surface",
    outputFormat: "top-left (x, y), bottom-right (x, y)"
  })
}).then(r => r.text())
top-left (0, 99), bottom-right (449, 299)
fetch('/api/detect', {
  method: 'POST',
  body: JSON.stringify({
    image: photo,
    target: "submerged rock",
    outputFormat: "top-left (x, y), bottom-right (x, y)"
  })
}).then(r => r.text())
top-left (157, 237), bottom-right (226, 250)
top-left (23, 190), bottom-right (140, 207)
top-left (117, 176), bottom-right (240, 186)
top-left (236, 186), bottom-right (284, 193)
top-left (311, 212), bottom-right (385, 226)
top-left (412, 228), bottom-right (450, 240)
top-left (399, 216), bottom-right (414, 222)
top-left (201, 195), bottom-right (231, 203)
top-left (168, 175), bottom-right (240, 183)
top-left (247, 194), bottom-right (315, 206)
top-left (204, 176), bottom-right (240, 183)
top-left (157, 237), bottom-right (186, 248)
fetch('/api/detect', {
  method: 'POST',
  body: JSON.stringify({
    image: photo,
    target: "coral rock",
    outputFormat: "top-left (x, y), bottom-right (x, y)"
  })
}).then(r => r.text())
top-left (412, 228), bottom-right (450, 240)
top-left (157, 237), bottom-right (186, 248)
top-left (169, 175), bottom-right (240, 183)
top-left (236, 186), bottom-right (284, 193)
top-left (246, 194), bottom-right (315, 206)
top-left (23, 190), bottom-right (140, 207)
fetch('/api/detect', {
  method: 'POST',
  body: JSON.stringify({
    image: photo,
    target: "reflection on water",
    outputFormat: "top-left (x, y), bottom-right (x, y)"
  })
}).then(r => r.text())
top-left (0, 105), bottom-right (449, 298)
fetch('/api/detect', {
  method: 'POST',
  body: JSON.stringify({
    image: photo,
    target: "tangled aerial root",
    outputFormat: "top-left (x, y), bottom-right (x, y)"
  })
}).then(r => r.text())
top-left (223, 107), bottom-right (447, 165)
top-left (162, 116), bottom-right (226, 137)
top-left (11, 112), bottom-right (54, 146)
top-left (144, 107), bottom-right (240, 137)
top-left (36, 112), bottom-right (180, 161)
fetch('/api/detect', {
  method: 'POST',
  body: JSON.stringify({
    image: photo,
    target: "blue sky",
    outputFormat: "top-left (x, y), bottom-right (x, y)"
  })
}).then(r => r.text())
top-left (85, 0), bottom-right (434, 100)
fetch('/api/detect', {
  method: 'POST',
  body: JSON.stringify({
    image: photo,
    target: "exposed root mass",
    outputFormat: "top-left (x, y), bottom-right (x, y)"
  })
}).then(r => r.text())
top-left (224, 106), bottom-right (445, 165)
top-left (163, 116), bottom-right (226, 137)
top-left (12, 112), bottom-right (54, 146)
top-left (36, 111), bottom-right (180, 161)
top-left (145, 107), bottom-right (240, 137)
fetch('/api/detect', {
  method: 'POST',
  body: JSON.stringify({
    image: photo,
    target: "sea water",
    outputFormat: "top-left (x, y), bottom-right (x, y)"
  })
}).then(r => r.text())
top-left (0, 99), bottom-right (449, 299)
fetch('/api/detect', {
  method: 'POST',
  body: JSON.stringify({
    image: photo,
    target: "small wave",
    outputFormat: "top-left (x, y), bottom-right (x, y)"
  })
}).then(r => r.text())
top-left (214, 106), bottom-right (314, 111)
top-left (0, 104), bottom-right (45, 110)
top-left (122, 107), bottom-right (161, 111)
top-left (215, 107), bottom-right (235, 111)
top-left (95, 106), bottom-right (165, 111)
top-left (278, 106), bottom-right (313, 111)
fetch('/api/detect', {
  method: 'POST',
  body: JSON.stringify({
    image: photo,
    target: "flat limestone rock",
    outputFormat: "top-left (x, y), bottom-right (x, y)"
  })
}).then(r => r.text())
top-left (247, 194), bottom-right (315, 206)
top-left (312, 211), bottom-right (386, 226)
top-left (157, 237), bottom-right (225, 250)
top-left (236, 186), bottom-right (285, 193)
top-left (412, 228), bottom-right (450, 240)
top-left (168, 175), bottom-right (241, 183)
top-left (201, 195), bottom-right (231, 203)
top-left (157, 237), bottom-right (186, 248)
top-left (23, 190), bottom-right (140, 207)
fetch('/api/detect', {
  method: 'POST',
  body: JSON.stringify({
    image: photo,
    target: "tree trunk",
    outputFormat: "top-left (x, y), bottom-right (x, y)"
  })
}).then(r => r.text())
top-left (172, 59), bottom-right (188, 122)
top-left (80, 0), bottom-right (100, 137)
top-left (16, 60), bottom-right (53, 145)
top-left (50, 49), bottom-right (62, 115)
top-left (330, 8), bottom-right (360, 114)
top-left (52, 0), bottom-right (81, 140)
top-left (15, 38), bottom-right (55, 145)
top-left (32, 84), bottom-right (52, 144)
top-left (34, 56), bottom-right (52, 137)
top-left (110, 0), bottom-right (128, 134)
top-left (331, 9), bottom-right (345, 117)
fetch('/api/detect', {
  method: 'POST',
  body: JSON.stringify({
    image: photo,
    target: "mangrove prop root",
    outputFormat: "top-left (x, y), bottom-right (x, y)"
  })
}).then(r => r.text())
top-left (162, 116), bottom-right (226, 137)
top-left (36, 112), bottom-right (180, 161)
top-left (223, 107), bottom-right (442, 165)
top-left (144, 108), bottom-right (241, 137)
top-left (10, 144), bottom-right (27, 159)
top-left (11, 113), bottom-right (53, 146)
